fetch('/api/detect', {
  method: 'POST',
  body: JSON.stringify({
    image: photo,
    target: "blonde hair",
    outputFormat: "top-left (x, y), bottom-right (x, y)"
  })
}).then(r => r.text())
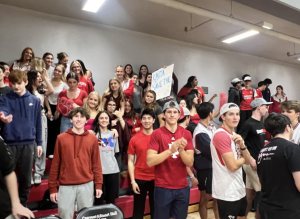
top-left (116, 65), bottom-right (129, 81)
top-left (104, 78), bottom-right (125, 102)
top-left (70, 60), bottom-right (84, 76)
top-left (31, 57), bottom-right (46, 74)
top-left (54, 64), bottom-right (67, 83)
top-left (142, 90), bottom-right (157, 112)
top-left (84, 91), bottom-right (103, 113)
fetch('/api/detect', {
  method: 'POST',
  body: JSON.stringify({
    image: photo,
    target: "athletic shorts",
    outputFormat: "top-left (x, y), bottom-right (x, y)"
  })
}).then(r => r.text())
top-left (154, 186), bottom-right (190, 219)
top-left (196, 169), bottom-right (212, 194)
top-left (217, 196), bottom-right (247, 219)
top-left (243, 164), bottom-right (261, 192)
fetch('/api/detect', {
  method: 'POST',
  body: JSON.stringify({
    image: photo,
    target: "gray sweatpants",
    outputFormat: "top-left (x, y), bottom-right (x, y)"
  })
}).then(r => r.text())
top-left (58, 181), bottom-right (94, 219)
top-left (35, 113), bottom-right (47, 176)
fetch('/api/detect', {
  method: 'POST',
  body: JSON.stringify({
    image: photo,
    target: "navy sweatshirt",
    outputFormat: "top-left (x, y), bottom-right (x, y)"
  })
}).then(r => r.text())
top-left (0, 90), bottom-right (42, 146)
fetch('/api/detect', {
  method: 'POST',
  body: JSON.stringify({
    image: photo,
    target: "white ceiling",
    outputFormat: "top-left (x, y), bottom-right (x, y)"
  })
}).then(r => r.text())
top-left (1, 0), bottom-right (300, 66)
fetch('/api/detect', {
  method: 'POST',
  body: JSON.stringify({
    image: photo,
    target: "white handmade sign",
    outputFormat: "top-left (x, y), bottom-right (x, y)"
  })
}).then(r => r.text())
top-left (151, 64), bottom-right (174, 100)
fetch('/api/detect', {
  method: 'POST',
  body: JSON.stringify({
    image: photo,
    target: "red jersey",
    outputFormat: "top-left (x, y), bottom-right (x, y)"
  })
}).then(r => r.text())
top-left (78, 76), bottom-right (94, 94)
top-left (256, 89), bottom-right (263, 98)
top-left (128, 132), bottom-right (155, 181)
top-left (148, 126), bottom-right (193, 189)
top-left (240, 88), bottom-right (254, 111)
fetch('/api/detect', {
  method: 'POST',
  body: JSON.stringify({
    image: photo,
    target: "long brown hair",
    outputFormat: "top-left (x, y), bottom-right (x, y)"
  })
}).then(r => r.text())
top-left (124, 99), bottom-right (139, 122)
top-left (17, 47), bottom-right (35, 63)
top-left (104, 78), bottom-right (125, 102)
top-left (142, 90), bottom-right (157, 112)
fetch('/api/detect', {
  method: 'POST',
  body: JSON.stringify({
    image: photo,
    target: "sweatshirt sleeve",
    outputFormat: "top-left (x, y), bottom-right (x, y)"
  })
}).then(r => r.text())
top-left (48, 137), bottom-right (61, 194)
top-left (35, 99), bottom-right (42, 146)
top-left (0, 96), bottom-right (9, 116)
top-left (124, 80), bottom-right (134, 98)
top-left (92, 137), bottom-right (103, 190)
top-left (87, 77), bottom-right (94, 93)
top-left (268, 97), bottom-right (274, 113)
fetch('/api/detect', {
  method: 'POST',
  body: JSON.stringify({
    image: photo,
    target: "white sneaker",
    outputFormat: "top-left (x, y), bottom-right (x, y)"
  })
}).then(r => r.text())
top-left (34, 175), bottom-right (42, 184)
top-left (48, 155), bottom-right (54, 159)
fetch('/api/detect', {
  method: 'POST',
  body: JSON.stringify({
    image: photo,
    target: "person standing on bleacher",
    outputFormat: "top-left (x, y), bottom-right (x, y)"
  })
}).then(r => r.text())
top-left (48, 107), bottom-right (103, 219)
top-left (0, 70), bottom-right (43, 207)
top-left (147, 101), bottom-right (194, 219)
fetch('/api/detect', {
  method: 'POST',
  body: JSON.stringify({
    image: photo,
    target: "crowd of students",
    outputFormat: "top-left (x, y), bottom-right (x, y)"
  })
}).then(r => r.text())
top-left (0, 46), bottom-right (300, 219)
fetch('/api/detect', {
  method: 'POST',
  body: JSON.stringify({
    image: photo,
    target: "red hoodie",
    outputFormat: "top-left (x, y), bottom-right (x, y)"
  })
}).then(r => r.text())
top-left (48, 129), bottom-right (103, 194)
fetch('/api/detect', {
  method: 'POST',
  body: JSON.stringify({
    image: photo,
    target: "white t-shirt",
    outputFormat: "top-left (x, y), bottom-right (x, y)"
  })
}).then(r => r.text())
top-left (48, 81), bottom-right (69, 105)
top-left (47, 66), bottom-right (55, 78)
top-left (12, 61), bottom-right (31, 71)
top-left (34, 90), bottom-right (45, 108)
top-left (193, 121), bottom-right (216, 154)
top-left (292, 123), bottom-right (300, 145)
top-left (211, 127), bottom-right (246, 201)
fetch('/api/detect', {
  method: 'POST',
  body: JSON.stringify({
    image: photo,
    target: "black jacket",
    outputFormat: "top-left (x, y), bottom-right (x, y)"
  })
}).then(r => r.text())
top-left (228, 87), bottom-right (241, 106)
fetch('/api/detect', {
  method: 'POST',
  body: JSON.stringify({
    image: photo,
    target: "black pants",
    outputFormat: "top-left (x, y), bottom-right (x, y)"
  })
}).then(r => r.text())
top-left (9, 144), bottom-right (36, 206)
top-left (46, 104), bottom-right (61, 156)
top-left (237, 110), bottom-right (252, 132)
top-left (133, 179), bottom-right (155, 219)
top-left (95, 173), bottom-right (119, 205)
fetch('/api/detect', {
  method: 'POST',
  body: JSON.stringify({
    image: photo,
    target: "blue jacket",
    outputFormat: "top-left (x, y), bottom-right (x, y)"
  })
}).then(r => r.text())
top-left (0, 90), bottom-right (42, 146)
top-left (262, 87), bottom-right (271, 102)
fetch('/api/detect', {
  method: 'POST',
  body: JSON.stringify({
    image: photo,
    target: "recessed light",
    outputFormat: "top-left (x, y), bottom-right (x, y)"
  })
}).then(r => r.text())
top-left (82, 0), bottom-right (106, 13)
top-left (221, 30), bottom-right (259, 44)
top-left (258, 22), bottom-right (273, 30)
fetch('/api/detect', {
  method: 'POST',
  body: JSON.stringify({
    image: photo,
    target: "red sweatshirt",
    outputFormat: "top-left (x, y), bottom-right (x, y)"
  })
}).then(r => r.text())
top-left (269, 95), bottom-right (288, 113)
top-left (48, 129), bottom-right (103, 194)
top-left (124, 115), bottom-right (143, 137)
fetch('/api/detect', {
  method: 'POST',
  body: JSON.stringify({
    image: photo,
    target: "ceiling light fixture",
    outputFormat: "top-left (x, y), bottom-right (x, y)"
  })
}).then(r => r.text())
top-left (258, 22), bottom-right (273, 30)
top-left (82, 0), bottom-right (106, 13)
top-left (221, 30), bottom-right (259, 44)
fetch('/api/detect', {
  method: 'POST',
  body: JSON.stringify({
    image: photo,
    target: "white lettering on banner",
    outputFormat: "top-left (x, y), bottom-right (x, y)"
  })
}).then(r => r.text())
top-left (82, 211), bottom-right (118, 219)
top-left (151, 64), bottom-right (174, 100)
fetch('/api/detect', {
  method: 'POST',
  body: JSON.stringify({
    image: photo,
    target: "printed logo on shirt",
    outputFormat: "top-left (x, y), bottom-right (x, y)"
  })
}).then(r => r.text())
top-left (78, 82), bottom-right (87, 87)
top-left (29, 103), bottom-right (33, 106)
top-left (228, 216), bottom-right (235, 219)
top-left (171, 137), bottom-right (175, 140)
top-left (168, 142), bottom-right (179, 158)
top-left (257, 146), bottom-right (277, 164)
top-left (98, 137), bottom-right (115, 151)
top-left (256, 129), bottom-right (266, 135)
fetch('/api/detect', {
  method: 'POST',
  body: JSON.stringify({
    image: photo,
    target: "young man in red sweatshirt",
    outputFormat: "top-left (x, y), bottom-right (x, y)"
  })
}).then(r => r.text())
top-left (49, 107), bottom-right (103, 219)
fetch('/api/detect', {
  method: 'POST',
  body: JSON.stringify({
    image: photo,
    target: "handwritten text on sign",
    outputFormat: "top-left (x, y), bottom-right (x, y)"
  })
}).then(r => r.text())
top-left (151, 64), bottom-right (174, 100)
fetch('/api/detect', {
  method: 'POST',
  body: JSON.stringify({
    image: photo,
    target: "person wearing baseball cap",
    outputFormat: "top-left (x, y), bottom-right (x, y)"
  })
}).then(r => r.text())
top-left (147, 100), bottom-right (194, 219)
top-left (238, 98), bottom-right (272, 218)
top-left (238, 74), bottom-right (256, 132)
top-left (211, 103), bottom-right (252, 219)
top-left (228, 78), bottom-right (242, 106)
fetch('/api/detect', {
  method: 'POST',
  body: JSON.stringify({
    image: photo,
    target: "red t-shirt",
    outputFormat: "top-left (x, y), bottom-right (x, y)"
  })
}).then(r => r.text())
top-left (190, 114), bottom-right (200, 125)
top-left (256, 89), bottom-right (263, 98)
top-left (240, 88), bottom-right (254, 111)
top-left (148, 126), bottom-right (193, 189)
top-left (128, 132), bottom-right (155, 181)
top-left (58, 89), bottom-right (88, 106)
top-left (78, 76), bottom-right (94, 94)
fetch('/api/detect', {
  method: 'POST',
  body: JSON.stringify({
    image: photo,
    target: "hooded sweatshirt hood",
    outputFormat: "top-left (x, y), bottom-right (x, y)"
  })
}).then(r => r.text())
top-left (65, 129), bottom-right (90, 158)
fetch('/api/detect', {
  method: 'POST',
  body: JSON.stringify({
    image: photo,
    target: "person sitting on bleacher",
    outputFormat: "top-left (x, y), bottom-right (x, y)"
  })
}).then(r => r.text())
top-left (48, 107), bottom-right (103, 219)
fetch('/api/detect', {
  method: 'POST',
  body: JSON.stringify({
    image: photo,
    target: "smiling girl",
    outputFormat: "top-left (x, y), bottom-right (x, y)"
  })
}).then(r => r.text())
top-left (115, 65), bottom-right (134, 100)
top-left (123, 99), bottom-right (142, 137)
top-left (70, 61), bottom-right (94, 95)
top-left (26, 69), bottom-right (54, 184)
top-left (43, 52), bottom-right (54, 78)
top-left (84, 91), bottom-right (103, 130)
top-left (46, 65), bottom-right (68, 158)
top-left (142, 90), bottom-right (164, 130)
top-left (10, 47), bottom-right (35, 72)
top-left (92, 111), bottom-right (120, 205)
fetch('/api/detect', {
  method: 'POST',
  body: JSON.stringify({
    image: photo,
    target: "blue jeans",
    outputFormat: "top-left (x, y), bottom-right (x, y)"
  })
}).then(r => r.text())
top-left (60, 116), bottom-right (73, 133)
top-left (154, 186), bottom-right (190, 219)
